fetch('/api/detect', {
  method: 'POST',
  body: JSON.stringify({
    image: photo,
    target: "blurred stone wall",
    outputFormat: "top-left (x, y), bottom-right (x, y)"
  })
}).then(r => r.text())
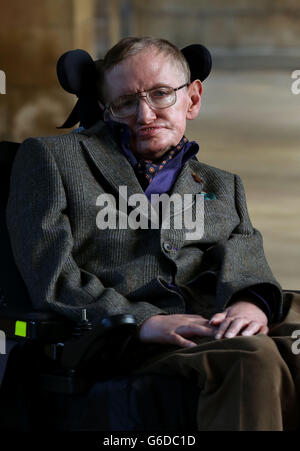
top-left (0, 0), bottom-right (95, 142)
top-left (130, 0), bottom-right (300, 46)
top-left (94, 0), bottom-right (300, 67)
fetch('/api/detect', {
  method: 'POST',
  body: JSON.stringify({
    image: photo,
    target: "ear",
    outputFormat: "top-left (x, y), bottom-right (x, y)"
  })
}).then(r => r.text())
top-left (186, 80), bottom-right (202, 120)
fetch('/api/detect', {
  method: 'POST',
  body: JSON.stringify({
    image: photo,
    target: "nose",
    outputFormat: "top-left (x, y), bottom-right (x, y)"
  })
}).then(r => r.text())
top-left (136, 96), bottom-right (157, 123)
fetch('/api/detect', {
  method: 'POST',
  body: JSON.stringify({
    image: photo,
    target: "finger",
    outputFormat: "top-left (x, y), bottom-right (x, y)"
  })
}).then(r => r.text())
top-left (224, 318), bottom-right (249, 338)
top-left (209, 312), bottom-right (227, 326)
top-left (215, 318), bottom-right (233, 339)
top-left (260, 325), bottom-right (269, 335)
top-left (241, 321), bottom-right (263, 337)
top-left (176, 324), bottom-right (216, 337)
top-left (184, 314), bottom-right (208, 319)
top-left (172, 333), bottom-right (198, 348)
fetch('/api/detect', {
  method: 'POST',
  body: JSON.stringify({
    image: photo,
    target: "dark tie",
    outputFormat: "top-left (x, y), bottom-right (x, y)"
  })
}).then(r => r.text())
top-left (136, 136), bottom-right (188, 186)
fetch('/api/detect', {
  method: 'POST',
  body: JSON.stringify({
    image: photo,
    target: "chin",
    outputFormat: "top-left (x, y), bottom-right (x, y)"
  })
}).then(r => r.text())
top-left (137, 141), bottom-right (174, 160)
top-left (140, 149), bottom-right (168, 161)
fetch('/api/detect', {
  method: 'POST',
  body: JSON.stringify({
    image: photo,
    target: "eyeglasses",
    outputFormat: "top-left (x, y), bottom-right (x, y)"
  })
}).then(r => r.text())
top-left (105, 83), bottom-right (189, 119)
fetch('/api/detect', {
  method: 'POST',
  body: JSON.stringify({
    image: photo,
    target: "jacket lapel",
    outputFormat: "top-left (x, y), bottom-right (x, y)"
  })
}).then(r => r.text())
top-left (79, 120), bottom-right (144, 199)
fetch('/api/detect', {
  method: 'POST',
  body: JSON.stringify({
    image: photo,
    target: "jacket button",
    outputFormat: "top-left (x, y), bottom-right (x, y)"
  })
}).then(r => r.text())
top-left (163, 242), bottom-right (173, 252)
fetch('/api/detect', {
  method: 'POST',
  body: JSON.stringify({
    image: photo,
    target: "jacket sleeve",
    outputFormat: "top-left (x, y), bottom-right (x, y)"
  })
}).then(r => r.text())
top-left (6, 137), bottom-right (166, 325)
top-left (214, 174), bottom-right (283, 322)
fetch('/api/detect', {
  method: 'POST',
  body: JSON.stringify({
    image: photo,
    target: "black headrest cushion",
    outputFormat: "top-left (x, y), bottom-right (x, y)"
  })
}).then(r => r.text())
top-left (57, 49), bottom-right (97, 96)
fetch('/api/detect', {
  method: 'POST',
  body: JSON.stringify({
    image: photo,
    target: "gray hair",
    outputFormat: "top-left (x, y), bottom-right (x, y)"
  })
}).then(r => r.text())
top-left (96, 36), bottom-right (191, 102)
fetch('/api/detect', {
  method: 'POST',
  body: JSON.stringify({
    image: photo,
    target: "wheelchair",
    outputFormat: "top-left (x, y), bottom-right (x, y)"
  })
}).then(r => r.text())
top-left (0, 44), bottom-right (212, 431)
top-left (0, 44), bottom-right (298, 432)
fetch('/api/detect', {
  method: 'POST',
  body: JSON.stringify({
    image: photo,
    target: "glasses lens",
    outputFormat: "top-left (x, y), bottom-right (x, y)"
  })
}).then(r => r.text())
top-left (109, 86), bottom-right (177, 118)
top-left (148, 87), bottom-right (175, 108)
top-left (111, 95), bottom-right (137, 118)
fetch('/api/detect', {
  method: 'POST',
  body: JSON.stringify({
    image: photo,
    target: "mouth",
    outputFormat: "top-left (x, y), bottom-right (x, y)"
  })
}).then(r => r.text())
top-left (136, 126), bottom-right (163, 138)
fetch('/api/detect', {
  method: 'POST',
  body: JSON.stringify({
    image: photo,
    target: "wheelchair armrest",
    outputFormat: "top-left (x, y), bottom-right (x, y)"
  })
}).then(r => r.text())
top-left (0, 310), bottom-right (73, 343)
top-left (39, 313), bottom-right (137, 394)
top-left (61, 314), bottom-right (137, 373)
top-left (0, 310), bottom-right (137, 395)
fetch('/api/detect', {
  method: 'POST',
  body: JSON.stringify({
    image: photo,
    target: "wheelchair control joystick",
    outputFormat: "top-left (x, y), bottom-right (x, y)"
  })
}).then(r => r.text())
top-left (72, 309), bottom-right (92, 337)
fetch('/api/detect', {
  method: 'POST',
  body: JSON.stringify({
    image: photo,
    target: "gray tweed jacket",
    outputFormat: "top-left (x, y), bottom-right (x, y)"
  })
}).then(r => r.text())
top-left (6, 120), bottom-right (283, 325)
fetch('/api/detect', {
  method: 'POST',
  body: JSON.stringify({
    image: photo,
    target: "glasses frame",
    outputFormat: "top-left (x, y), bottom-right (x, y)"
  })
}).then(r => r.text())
top-left (105, 83), bottom-right (189, 119)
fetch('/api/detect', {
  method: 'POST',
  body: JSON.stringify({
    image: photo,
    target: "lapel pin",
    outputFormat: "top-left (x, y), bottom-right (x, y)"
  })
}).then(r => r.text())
top-left (199, 191), bottom-right (216, 200)
top-left (191, 172), bottom-right (203, 184)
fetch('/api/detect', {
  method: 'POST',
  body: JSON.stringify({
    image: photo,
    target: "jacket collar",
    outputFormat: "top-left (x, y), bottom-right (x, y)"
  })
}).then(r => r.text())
top-left (79, 120), bottom-right (144, 199)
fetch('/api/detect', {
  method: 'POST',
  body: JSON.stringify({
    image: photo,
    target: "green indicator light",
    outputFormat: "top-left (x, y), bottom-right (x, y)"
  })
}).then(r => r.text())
top-left (15, 321), bottom-right (27, 337)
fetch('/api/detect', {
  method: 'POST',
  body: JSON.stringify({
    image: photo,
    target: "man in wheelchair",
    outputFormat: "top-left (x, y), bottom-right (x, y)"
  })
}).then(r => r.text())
top-left (2, 36), bottom-right (300, 431)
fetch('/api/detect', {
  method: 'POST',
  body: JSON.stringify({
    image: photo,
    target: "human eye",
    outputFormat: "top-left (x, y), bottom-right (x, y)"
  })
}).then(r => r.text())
top-left (151, 87), bottom-right (172, 98)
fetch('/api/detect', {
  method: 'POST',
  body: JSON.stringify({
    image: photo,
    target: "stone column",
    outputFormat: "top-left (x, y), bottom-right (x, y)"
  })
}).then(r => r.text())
top-left (0, 0), bottom-right (95, 142)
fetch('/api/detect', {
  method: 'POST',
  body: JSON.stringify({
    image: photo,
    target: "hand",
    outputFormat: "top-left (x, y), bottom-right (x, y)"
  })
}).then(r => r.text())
top-left (209, 301), bottom-right (269, 340)
top-left (138, 314), bottom-right (216, 348)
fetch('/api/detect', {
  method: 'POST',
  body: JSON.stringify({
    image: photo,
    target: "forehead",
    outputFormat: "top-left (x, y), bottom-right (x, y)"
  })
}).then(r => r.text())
top-left (104, 50), bottom-right (185, 100)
